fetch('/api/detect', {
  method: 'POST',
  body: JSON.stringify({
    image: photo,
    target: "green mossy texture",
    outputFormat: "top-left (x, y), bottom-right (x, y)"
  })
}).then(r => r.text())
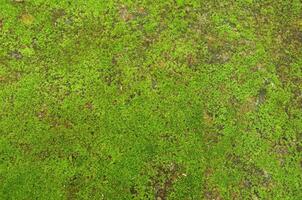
top-left (0, 0), bottom-right (301, 199)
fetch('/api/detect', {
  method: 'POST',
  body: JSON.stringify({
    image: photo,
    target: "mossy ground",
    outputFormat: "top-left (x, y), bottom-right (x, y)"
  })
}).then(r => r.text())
top-left (0, 0), bottom-right (302, 199)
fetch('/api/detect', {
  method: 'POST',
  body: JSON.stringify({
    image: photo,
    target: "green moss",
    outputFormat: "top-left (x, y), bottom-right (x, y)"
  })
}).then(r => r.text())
top-left (0, 0), bottom-right (301, 199)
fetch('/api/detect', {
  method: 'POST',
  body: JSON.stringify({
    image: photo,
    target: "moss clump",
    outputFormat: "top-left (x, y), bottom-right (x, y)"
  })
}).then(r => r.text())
top-left (0, 0), bottom-right (301, 199)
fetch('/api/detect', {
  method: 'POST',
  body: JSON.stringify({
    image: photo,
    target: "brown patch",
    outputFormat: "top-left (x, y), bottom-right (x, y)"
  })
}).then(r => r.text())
top-left (129, 185), bottom-right (138, 196)
top-left (0, 76), bottom-right (5, 82)
top-left (203, 111), bottom-right (213, 126)
top-left (20, 13), bottom-right (34, 25)
top-left (206, 35), bottom-right (232, 64)
top-left (187, 54), bottom-right (197, 68)
top-left (36, 149), bottom-right (53, 160)
top-left (228, 154), bottom-right (273, 189)
top-left (84, 102), bottom-right (93, 110)
top-left (256, 88), bottom-right (266, 106)
top-left (119, 5), bottom-right (133, 22)
top-left (18, 142), bottom-right (32, 154)
top-left (159, 133), bottom-right (178, 143)
top-left (10, 50), bottom-right (23, 60)
top-left (158, 61), bottom-right (165, 68)
top-left (55, 119), bottom-right (73, 129)
top-left (251, 63), bottom-right (265, 72)
top-left (239, 97), bottom-right (256, 114)
top-left (36, 149), bottom-right (51, 160)
top-left (204, 187), bottom-right (223, 200)
top-left (205, 35), bottom-right (216, 44)
top-left (0, 18), bottom-right (3, 29)
top-left (137, 6), bottom-right (146, 15)
top-left (142, 35), bottom-right (156, 48)
top-left (231, 190), bottom-right (240, 200)
top-left (151, 77), bottom-right (157, 89)
top-left (52, 8), bottom-right (66, 25)
top-left (273, 143), bottom-right (289, 167)
top-left (152, 163), bottom-right (182, 200)
top-left (203, 167), bottom-right (222, 200)
top-left (37, 106), bottom-right (73, 129)
top-left (66, 175), bottom-right (81, 200)
top-left (111, 57), bottom-right (117, 66)
top-left (0, 71), bottom-right (22, 85)
top-left (271, 19), bottom-right (302, 88)
top-left (37, 104), bottom-right (48, 120)
top-left (203, 128), bottom-right (223, 146)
